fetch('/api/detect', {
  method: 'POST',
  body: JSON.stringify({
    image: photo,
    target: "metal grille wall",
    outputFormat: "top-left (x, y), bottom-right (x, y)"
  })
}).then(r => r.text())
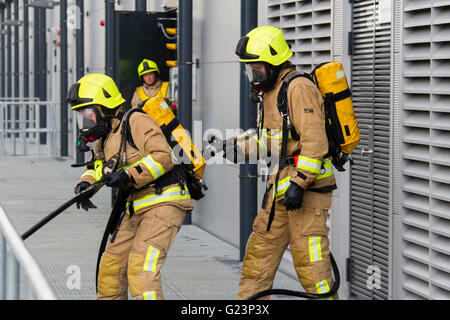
top-left (267, 0), bottom-right (332, 72)
top-left (401, 0), bottom-right (450, 300)
top-left (349, 0), bottom-right (391, 300)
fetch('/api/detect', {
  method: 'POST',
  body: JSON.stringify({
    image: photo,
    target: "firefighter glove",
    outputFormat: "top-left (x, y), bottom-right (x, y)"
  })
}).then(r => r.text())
top-left (104, 169), bottom-right (131, 189)
top-left (74, 181), bottom-right (97, 211)
top-left (283, 182), bottom-right (304, 211)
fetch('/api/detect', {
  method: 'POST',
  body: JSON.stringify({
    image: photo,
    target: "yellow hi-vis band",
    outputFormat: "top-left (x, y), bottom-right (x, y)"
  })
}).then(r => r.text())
top-left (81, 170), bottom-right (97, 180)
top-left (126, 186), bottom-right (191, 214)
top-left (261, 129), bottom-right (293, 140)
top-left (136, 86), bottom-right (149, 101)
top-left (81, 160), bottom-right (103, 181)
top-left (94, 160), bottom-right (103, 180)
top-left (296, 156), bottom-right (322, 174)
top-left (143, 245), bottom-right (160, 272)
top-left (136, 82), bottom-right (169, 101)
top-left (309, 237), bottom-right (323, 262)
top-left (143, 291), bottom-right (157, 300)
top-left (140, 155), bottom-right (165, 180)
top-left (316, 279), bottom-right (333, 300)
top-left (273, 176), bottom-right (291, 198)
top-left (159, 82), bottom-right (169, 98)
top-left (316, 158), bottom-right (334, 180)
top-left (123, 155), bottom-right (165, 180)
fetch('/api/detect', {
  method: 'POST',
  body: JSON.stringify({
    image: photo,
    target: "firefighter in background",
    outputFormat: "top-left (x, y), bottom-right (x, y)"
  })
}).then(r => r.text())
top-left (68, 73), bottom-right (193, 300)
top-left (231, 26), bottom-right (339, 300)
top-left (131, 59), bottom-right (170, 109)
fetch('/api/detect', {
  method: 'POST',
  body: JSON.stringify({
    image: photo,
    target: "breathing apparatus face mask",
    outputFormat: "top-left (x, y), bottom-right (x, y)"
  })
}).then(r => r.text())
top-left (245, 62), bottom-right (277, 91)
top-left (75, 107), bottom-right (109, 152)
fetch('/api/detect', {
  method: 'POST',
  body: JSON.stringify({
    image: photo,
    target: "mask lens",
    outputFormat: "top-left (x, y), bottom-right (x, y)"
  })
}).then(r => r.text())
top-left (245, 63), bottom-right (268, 85)
top-left (76, 108), bottom-right (98, 130)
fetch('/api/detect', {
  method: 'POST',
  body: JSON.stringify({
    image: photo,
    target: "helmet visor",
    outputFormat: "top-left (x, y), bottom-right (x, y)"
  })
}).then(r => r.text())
top-left (75, 107), bottom-right (99, 131)
top-left (245, 63), bottom-right (269, 86)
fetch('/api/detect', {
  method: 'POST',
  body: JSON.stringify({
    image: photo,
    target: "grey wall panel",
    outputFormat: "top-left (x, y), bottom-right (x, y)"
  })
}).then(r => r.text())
top-left (84, 0), bottom-right (105, 75)
top-left (191, 0), bottom-right (245, 247)
top-left (401, 0), bottom-right (450, 300)
top-left (268, 0), bottom-right (332, 73)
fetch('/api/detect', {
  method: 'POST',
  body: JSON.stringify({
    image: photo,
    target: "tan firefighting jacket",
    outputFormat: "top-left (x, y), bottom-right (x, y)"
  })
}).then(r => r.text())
top-left (130, 79), bottom-right (170, 109)
top-left (241, 66), bottom-right (337, 206)
top-left (77, 110), bottom-right (194, 214)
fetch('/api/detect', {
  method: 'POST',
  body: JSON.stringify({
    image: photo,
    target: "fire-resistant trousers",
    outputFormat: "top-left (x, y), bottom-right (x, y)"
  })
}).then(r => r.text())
top-left (237, 193), bottom-right (338, 300)
top-left (97, 204), bottom-right (186, 300)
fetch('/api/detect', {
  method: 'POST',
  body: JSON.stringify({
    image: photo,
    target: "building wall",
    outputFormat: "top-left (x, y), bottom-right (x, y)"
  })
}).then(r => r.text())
top-left (190, 0), bottom-right (269, 248)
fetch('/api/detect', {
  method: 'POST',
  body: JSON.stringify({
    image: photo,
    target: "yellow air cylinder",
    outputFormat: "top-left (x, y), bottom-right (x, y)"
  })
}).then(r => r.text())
top-left (141, 96), bottom-right (206, 179)
top-left (313, 62), bottom-right (360, 155)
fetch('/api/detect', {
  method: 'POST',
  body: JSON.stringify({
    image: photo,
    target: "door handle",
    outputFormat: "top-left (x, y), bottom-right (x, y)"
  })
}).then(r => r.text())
top-left (361, 149), bottom-right (374, 156)
top-left (361, 148), bottom-right (374, 176)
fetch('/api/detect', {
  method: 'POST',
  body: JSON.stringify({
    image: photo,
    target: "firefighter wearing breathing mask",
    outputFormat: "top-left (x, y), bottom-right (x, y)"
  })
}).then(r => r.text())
top-left (68, 73), bottom-right (193, 300)
top-left (231, 26), bottom-right (338, 300)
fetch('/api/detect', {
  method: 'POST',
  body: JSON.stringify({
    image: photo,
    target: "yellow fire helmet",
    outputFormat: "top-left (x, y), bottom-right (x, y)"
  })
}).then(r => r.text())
top-left (137, 59), bottom-right (160, 78)
top-left (67, 73), bottom-right (126, 110)
top-left (235, 25), bottom-right (292, 66)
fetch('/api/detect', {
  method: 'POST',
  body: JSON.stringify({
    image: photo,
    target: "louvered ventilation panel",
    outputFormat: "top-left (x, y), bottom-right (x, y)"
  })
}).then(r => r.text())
top-left (402, 0), bottom-right (450, 300)
top-left (349, 0), bottom-right (391, 300)
top-left (267, 0), bottom-right (332, 72)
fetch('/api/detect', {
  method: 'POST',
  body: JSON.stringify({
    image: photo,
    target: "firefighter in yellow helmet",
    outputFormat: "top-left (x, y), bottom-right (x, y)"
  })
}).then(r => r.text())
top-left (131, 59), bottom-right (171, 109)
top-left (231, 26), bottom-right (338, 300)
top-left (67, 73), bottom-right (193, 300)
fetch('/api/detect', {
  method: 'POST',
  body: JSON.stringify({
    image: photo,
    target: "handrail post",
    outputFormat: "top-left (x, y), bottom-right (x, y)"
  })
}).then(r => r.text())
top-left (1, 234), bottom-right (6, 299)
top-left (5, 246), bottom-right (19, 300)
top-left (0, 205), bottom-right (57, 300)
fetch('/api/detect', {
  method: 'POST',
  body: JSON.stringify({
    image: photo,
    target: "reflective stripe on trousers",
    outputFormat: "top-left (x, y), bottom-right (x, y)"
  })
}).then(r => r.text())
top-left (316, 279), bottom-right (333, 300)
top-left (143, 291), bottom-right (157, 300)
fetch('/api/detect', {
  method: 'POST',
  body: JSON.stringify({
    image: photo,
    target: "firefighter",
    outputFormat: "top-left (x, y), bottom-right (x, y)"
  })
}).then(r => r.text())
top-left (232, 25), bottom-right (338, 300)
top-left (68, 73), bottom-right (193, 300)
top-left (131, 59), bottom-right (170, 109)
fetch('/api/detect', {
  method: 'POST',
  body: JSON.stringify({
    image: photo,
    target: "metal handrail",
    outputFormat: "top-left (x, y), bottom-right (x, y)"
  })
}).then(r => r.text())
top-left (0, 98), bottom-right (40, 101)
top-left (0, 205), bottom-right (57, 300)
top-left (0, 100), bottom-right (60, 157)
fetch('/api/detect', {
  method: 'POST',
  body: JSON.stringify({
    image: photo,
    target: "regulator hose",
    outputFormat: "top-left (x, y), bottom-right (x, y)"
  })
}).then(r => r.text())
top-left (247, 253), bottom-right (340, 300)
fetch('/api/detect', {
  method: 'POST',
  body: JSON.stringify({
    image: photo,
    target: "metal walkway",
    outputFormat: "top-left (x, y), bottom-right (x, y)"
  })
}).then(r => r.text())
top-left (0, 156), bottom-right (300, 300)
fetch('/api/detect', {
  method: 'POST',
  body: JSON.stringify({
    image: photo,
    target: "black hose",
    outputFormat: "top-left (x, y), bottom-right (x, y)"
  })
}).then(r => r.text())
top-left (247, 253), bottom-right (340, 300)
top-left (21, 179), bottom-right (105, 240)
